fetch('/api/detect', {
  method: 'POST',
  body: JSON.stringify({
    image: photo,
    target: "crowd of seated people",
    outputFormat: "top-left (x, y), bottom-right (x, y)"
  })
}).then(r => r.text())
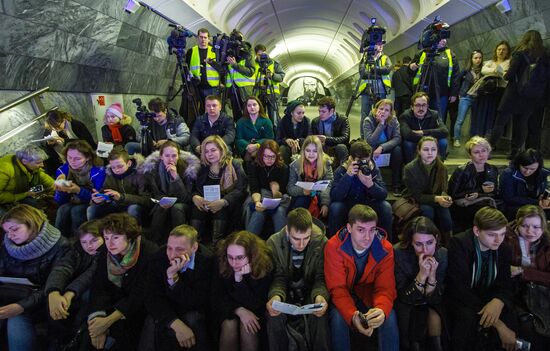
top-left (1, 28), bottom-right (550, 348)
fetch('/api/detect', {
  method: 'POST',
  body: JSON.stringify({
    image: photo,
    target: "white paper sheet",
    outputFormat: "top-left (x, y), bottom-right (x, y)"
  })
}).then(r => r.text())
top-left (203, 185), bottom-right (221, 201)
top-left (159, 197), bottom-right (178, 207)
top-left (96, 142), bottom-right (114, 158)
top-left (0, 276), bottom-right (36, 286)
top-left (295, 180), bottom-right (330, 191)
top-left (272, 301), bottom-right (325, 315)
top-left (374, 153), bottom-right (391, 168)
top-left (261, 198), bottom-right (282, 210)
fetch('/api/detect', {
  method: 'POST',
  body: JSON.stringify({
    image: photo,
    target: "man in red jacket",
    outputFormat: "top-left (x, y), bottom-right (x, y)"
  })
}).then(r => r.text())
top-left (325, 204), bottom-right (399, 351)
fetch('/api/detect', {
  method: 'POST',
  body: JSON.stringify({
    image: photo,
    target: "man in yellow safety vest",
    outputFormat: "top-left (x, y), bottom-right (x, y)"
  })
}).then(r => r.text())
top-left (253, 44), bottom-right (286, 127)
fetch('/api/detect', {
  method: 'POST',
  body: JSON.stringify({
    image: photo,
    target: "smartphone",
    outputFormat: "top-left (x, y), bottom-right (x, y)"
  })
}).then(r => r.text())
top-left (95, 193), bottom-right (112, 200)
top-left (542, 189), bottom-right (550, 200)
top-left (358, 313), bottom-right (370, 328)
top-left (29, 184), bottom-right (44, 193)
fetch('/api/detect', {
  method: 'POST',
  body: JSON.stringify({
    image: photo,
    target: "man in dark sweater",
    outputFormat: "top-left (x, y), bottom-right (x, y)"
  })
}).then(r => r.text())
top-left (146, 224), bottom-right (214, 351)
top-left (311, 96), bottom-right (350, 167)
top-left (446, 207), bottom-right (517, 351)
top-left (399, 92), bottom-right (449, 163)
top-left (391, 56), bottom-right (414, 118)
top-left (265, 208), bottom-right (330, 351)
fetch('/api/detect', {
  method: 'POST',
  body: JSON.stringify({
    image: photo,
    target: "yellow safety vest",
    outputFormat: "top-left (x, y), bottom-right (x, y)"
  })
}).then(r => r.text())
top-left (358, 54), bottom-right (391, 93)
top-left (189, 46), bottom-right (220, 87)
top-left (253, 61), bottom-right (280, 95)
top-left (413, 49), bottom-right (453, 87)
top-left (226, 59), bottom-right (255, 88)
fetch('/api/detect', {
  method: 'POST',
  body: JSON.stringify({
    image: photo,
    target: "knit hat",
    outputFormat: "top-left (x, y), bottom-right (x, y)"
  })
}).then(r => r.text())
top-left (284, 100), bottom-right (304, 116)
top-left (106, 103), bottom-right (123, 118)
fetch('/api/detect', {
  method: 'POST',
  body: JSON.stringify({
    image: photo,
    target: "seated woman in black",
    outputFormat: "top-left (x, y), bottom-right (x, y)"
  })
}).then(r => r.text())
top-left (213, 230), bottom-right (273, 351)
top-left (448, 136), bottom-right (499, 232)
top-left (506, 205), bottom-right (550, 350)
top-left (86, 213), bottom-right (158, 351)
top-left (0, 204), bottom-right (69, 351)
top-left (245, 140), bottom-right (290, 238)
top-left (191, 135), bottom-right (248, 244)
top-left (276, 100), bottom-right (310, 164)
top-left (394, 216), bottom-right (448, 351)
top-left (141, 140), bottom-right (200, 244)
top-left (500, 148), bottom-right (550, 220)
top-left (45, 220), bottom-right (105, 348)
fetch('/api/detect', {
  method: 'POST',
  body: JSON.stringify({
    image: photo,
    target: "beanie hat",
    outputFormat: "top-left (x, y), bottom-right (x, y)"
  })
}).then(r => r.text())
top-left (106, 103), bottom-right (123, 118)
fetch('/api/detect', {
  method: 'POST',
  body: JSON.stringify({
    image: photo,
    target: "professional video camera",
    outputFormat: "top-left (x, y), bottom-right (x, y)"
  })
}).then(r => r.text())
top-left (166, 24), bottom-right (194, 57)
top-left (418, 16), bottom-right (450, 51)
top-left (257, 52), bottom-right (272, 70)
top-left (212, 29), bottom-right (252, 65)
top-left (360, 18), bottom-right (386, 57)
top-left (132, 98), bottom-right (156, 126)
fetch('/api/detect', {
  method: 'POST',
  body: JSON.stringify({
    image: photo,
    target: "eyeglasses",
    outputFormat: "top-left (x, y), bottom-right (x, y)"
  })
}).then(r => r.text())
top-left (227, 255), bottom-right (247, 262)
top-left (263, 154), bottom-right (277, 160)
top-left (413, 103), bottom-right (428, 108)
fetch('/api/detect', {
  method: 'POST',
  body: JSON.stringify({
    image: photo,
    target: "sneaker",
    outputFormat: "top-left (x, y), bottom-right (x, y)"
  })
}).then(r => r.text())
top-left (453, 139), bottom-right (461, 148)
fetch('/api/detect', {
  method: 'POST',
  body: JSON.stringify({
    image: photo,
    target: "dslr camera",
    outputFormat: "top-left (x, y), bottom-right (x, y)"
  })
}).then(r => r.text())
top-left (132, 98), bottom-right (156, 126)
top-left (357, 159), bottom-right (373, 176)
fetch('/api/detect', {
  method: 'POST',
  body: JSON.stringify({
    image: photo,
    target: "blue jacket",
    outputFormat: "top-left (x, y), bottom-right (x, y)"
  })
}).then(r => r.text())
top-left (499, 166), bottom-right (550, 207)
top-left (330, 162), bottom-right (388, 204)
top-left (54, 163), bottom-right (106, 205)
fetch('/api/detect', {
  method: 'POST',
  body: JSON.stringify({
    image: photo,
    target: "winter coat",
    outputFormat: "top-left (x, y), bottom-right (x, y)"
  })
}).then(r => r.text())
top-left (287, 158), bottom-right (333, 207)
top-left (193, 159), bottom-right (248, 207)
top-left (499, 166), bottom-right (550, 208)
top-left (311, 112), bottom-right (350, 147)
top-left (448, 161), bottom-right (499, 200)
top-left (190, 112), bottom-right (236, 151)
top-left (324, 226), bottom-right (396, 325)
top-left (399, 108), bottom-right (449, 143)
top-left (101, 155), bottom-right (150, 208)
top-left (402, 158), bottom-right (448, 205)
top-left (276, 115), bottom-right (310, 146)
top-left (141, 150), bottom-right (200, 205)
top-left (235, 116), bottom-right (275, 157)
top-left (0, 222), bottom-right (70, 311)
top-left (362, 114), bottom-right (402, 152)
top-left (506, 227), bottom-right (550, 286)
top-left (54, 164), bottom-right (106, 205)
top-left (101, 124), bottom-right (137, 146)
top-left (266, 225), bottom-right (329, 303)
top-left (331, 162), bottom-right (388, 204)
top-left (0, 155), bottom-right (54, 205)
top-left (148, 114), bottom-right (190, 147)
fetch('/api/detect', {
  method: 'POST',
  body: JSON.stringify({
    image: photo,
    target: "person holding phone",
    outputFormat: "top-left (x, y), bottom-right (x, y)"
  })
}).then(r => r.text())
top-left (146, 224), bottom-right (214, 351)
top-left (403, 136), bottom-right (453, 245)
top-left (393, 217), bottom-right (448, 351)
top-left (212, 230), bottom-right (273, 351)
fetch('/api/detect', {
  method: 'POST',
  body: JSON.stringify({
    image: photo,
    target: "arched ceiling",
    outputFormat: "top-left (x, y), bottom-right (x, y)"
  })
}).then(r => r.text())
top-left (142, 0), bottom-right (499, 86)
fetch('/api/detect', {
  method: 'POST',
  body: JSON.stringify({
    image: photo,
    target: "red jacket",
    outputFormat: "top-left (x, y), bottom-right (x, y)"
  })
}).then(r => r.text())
top-left (324, 226), bottom-right (396, 325)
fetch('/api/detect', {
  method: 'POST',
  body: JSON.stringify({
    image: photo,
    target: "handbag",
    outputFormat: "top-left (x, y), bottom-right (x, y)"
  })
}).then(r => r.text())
top-left (453, 196), bottom-right (497, 208)
top-left (392, 197), bottom-right (421, 224)
top-left (523, 282), bottom-right (550, 337)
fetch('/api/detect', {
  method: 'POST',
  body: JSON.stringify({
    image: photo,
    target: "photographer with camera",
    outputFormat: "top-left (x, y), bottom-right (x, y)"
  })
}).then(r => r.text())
top-left (358, 42), bottom-right (393, 139)
top-left (328, 141), bottom-right (392, 239)
top-left (253, 44), bottom-right (285, 127)
top-left (186, 28), bottom-right (220, 113)
top-left (411, 19), bottom-right (460, 123)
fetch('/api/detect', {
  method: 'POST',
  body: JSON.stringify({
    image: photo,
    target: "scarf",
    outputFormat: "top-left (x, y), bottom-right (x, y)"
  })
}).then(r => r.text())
top-left (303, 161), bottom-right (320, 217)
top-left (472, 236), bottom-right (497, 289)
top-left (219, 159), bottom-right (238, 192)
top-left (67, 163), bottom-right (92, 203)
top-left (158, 161), bottom-right (176, 195)
top-left (320, 114), bottom-right (337, 137)
top-left (107, 236), bottom-right (141, 288)
top-left (108, 124), bottom-right (123, 144)
top-left (4, 222), bottom-right (61, 261)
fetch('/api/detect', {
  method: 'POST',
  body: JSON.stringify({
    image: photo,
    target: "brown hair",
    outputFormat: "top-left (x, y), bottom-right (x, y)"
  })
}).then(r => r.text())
top-left (256, 139), bottom-right (284, 168)
top-left (287, 208), bottom-right (313, 233)
top-left (397, 216), bottom-right (440, 249)
top-left (514, 30), bottom-right (544, 60)
top-left (371, 99), bottom-right (395, 124)
top-left (348, 204), bottom-right (378, 226)
top-left (1, 204), bottom-right (47, 241)
top-left (169, 224), bottom-right (199, 245)
top-left (318, 96), bottom-right (336, 110)
top-left (410, 92), bottom-right (429, 106)
top-left (62, 140), bottom-right (101, 167)
top-left (492, 41), bottom-right (511, 62)
top-left (76, 219), bottom-right (102, 239)
top-left (107, 146), bottom-right (131, 162)
top-left (148, 98), bottom-right (167, 113)
top-left (243, 96), bottom-right (267, 119)
top-left (416, 136), bottom-right (448, 194)
top-left (515, 205), bottom-right (549, 238)
top-left (100, 213), bottom-right (141, 240)
top-left (474, 206), bottom-right (508, 231)
top-left (217, 230), bottom-right (273, 279)
top-left (46, 110), bottom-right (73, 130)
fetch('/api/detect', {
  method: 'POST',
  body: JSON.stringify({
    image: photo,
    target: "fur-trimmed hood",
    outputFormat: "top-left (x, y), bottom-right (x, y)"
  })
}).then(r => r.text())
top-left (104, 153), bottom-right (145, 176)
top-left (140, 150), bottom-right (200, 180)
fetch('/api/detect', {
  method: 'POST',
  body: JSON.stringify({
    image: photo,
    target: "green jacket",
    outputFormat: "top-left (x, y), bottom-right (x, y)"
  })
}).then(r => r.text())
top-left (266, 225), bottom-right (329, 303)
top-left (235, 117), bottom-right (274, 157)
top-left (0, 155), bottom-right (54, 205)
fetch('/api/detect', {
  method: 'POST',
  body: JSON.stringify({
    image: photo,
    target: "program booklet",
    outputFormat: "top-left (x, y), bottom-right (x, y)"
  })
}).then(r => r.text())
top-left (272, 301), bottom-right (325, 315)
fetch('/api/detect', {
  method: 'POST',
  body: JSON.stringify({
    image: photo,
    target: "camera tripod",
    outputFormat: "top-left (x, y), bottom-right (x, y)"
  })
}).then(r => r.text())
top-left (252, 64), bottom-right (280, 127)
top-left (346, 50), bottom-right (384, 117)
top-left (167, 47), bottom-right (200, 127)
top-left (415, 48), bottom-right (443, 116)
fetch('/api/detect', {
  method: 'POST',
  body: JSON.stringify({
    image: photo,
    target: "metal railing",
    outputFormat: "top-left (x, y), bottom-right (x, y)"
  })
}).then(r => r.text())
top-left (0, 107), bottom-right (58, 144)
top-left (0, 86), bottom-right (50, 114)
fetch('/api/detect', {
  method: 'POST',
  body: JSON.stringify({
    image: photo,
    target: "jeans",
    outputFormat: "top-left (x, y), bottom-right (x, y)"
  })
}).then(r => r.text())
top-left (403, 138), bottom-right (448, 164)
top-left (420, 204), bottom-right (453, 233)
top-left (329, 200), bottom-right (393, 239)
top-left (329, 305), bottom-right (399, 351)
top-left (429, 95), bottom-right (449, 124)
top-left (125, 142), bottom-right (141, 155)
top-left (55, 203), bottom-right (88, 237)
top-left (454, 95), bottom-right (474, 141)
top-left (246, 206), bottom-right (288, 238)
top-left (87, 203), bottom-right (145, 224)
top-left (360, 92), bottom-right (387, 139)
top-left (8, 313), bottom-right (37, 351)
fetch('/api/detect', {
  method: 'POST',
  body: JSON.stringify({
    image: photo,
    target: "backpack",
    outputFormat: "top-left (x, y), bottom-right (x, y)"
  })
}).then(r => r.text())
top-left (516, 53), bottom-right (547, 98)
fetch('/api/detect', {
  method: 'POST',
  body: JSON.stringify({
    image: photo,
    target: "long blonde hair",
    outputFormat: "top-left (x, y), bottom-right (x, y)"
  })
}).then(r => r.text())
top-left (297, 135), bottom-right (330, 179)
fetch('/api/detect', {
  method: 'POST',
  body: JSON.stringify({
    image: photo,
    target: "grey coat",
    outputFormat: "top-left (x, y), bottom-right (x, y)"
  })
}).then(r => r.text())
top-left (362, 113), bottom-right (402, 152)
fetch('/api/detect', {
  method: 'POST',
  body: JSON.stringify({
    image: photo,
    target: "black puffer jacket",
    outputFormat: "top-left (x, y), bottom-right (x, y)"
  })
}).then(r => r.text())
top-left (101, 155), bottom-right (151, 208)
top-left (448, 161), bottom-right (499, 200)
top-left (0, 222), bottom-right (70, 311)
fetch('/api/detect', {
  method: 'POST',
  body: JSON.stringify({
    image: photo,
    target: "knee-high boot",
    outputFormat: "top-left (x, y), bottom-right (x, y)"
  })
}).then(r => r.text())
top-left (212, 220), bottom-right (227, 244)
top-left (429, 336), bottom-right (443, 351)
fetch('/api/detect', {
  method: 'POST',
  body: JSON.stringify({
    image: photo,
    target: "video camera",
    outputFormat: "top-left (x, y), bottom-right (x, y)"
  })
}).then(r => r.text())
top-left (166, 24), bottom-right (195, 58)
top-left (132, 98), bottom-right (156, 126)
top-left (360, 18), bottom-right (386, 57)
top-left (257, 52), bottom-right (272, 71)
top-left (212, 29), bottom-right (252, 65)
top-left (418, 16), bottom-right (450, 51)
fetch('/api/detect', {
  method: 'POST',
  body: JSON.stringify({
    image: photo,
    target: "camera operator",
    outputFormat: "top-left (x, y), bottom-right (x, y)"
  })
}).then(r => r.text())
top-left (253, 44), bottom-right (286, 127)
top-left (359, 43), bottom-right (393, 139)
top-left (186, 28), bottom-right (220, 114)
top-left (222, 30), bottom-right (255, 120)
top-left (328, 141), bottom-right (392, 238)
top-left (411, 38), bottom-right (460, 123)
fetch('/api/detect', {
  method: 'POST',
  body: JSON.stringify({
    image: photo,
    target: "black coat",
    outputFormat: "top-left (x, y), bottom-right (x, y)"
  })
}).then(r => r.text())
top-left (189, 113), bottom-right (236, 151)
top-left (399, 108), bottom-right (449, 143)
top-left (391, 65), bottom-right (414, 98)
top-left (448, 161), bottom-right (499, 200)
top-left (402, 158), bottom-right (448, 205)
top-left (193, 159), bottom-right (248, 208)
top-left (311, 112), bottom-right (350, 147)
top-left (276, 115), bottom-right (310, 146)
top-left (101, 124), bottom-right (137, 146)
top-left (146, 245), bottom-right (214, 327)
top-left (247, 163), bottom-right (289, 195)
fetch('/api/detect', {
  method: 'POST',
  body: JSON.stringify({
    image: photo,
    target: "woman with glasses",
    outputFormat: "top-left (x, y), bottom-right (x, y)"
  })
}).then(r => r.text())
top-left (394, 216), bottom-right (448, 351)
top-left (506, 205), bottom-right (550, 350)
top-left (245, 140), bottom-right (289, 238)
top-left (500, 148), bottom-right (550, 220)
top-left (213, 230), bottom-right (273, 351)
